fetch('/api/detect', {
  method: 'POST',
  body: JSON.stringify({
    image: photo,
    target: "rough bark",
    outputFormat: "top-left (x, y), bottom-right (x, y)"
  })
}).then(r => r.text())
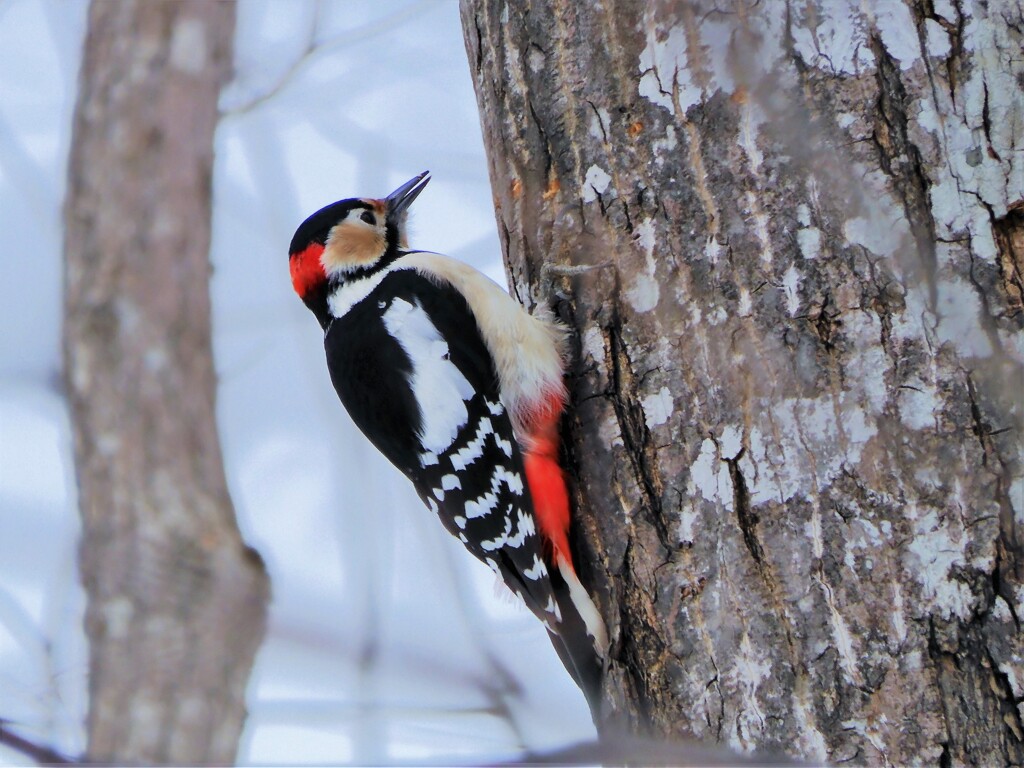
top-left (63, 1), bottom-right (269, 763)
top-left (461, 0), bottom-right (1023, 763)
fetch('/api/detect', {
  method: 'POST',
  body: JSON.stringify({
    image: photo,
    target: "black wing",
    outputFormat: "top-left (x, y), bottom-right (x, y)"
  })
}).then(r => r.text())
top-left (325, 269), bottom-right (561, 628)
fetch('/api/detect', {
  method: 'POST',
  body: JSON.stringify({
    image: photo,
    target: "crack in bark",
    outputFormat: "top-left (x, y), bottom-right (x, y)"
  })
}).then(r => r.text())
top-left (868, 31), bottom-right (939, 309)
top-left (605, 310), bottom-right (672, 552)
top-left (725, 450), bottom-right (767, 575)
top-left (616, 538), bottom-right (678, 734)
top-left (992, 203), bottom-right (1024, 321)
top-left (927, 563), bottom-right (1024, 765)
top-left (807, 291), bottom-right (842, 352)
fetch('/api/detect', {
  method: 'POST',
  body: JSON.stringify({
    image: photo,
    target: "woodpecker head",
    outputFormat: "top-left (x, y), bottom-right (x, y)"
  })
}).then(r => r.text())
top-left (288, 171), bottom-right (431, 324)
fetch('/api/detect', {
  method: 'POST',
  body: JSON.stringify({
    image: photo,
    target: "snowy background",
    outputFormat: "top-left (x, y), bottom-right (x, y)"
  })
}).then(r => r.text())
top-left (0, 0), bottom-right (594, 763)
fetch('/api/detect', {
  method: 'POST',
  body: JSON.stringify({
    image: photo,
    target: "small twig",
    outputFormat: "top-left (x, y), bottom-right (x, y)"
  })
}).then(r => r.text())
top-left (222, 0), bottom-right (435, 116)
top-left (0, 720), bottom-right (75, 765)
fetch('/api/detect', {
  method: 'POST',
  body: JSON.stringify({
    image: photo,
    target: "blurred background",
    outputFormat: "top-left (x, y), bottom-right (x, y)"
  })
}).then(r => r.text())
top-left (0, 0), bottom-right (594, 763)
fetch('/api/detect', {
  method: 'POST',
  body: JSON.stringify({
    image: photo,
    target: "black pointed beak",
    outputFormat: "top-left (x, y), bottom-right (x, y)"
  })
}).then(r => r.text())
top-left (386, 171), bottom-right (431, 216)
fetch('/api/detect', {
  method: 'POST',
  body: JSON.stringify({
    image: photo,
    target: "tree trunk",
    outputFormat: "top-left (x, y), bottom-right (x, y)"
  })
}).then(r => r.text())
top-left (63, 1), bottom-right (269, 763)
top-left (461, 0), bottom-right (1023, 763)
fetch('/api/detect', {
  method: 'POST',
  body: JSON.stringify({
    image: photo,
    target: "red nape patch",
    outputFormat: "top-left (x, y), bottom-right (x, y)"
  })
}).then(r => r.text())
top-left (289, 243), bottom-right (326, 298)
top-left (524, 451), bottom-right (573, 571)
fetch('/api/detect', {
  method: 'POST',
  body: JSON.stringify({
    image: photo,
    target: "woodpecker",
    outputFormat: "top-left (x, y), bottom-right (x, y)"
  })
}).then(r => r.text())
top-left (288, 171), bottom-right (608, 710)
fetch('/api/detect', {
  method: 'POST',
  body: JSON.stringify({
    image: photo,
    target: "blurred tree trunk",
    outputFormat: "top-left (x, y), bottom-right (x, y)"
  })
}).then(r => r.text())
top-left (462, 0), bottom-right (1022, 763)
top-left (63, 1), bottom-right (269, 763)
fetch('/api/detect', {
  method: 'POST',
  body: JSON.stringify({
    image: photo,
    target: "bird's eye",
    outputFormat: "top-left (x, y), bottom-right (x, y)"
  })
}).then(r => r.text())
top-left (359, 210), bottom-right (376, 225)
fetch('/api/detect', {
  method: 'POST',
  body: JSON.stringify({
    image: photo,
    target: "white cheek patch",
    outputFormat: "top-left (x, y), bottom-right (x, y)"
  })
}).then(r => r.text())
top-left (382, 297), bottom-right (475, 453)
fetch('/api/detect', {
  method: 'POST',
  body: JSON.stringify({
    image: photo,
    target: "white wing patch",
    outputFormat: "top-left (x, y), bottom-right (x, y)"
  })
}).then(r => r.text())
top-left (382, 297), bottom-right (475, 454)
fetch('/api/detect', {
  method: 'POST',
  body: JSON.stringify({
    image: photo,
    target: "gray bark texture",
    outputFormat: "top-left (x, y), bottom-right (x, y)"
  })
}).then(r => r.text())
top-left (63, 1), bottom-right (269, 763)
top-left (461, 0), bottom-right (1023, 764)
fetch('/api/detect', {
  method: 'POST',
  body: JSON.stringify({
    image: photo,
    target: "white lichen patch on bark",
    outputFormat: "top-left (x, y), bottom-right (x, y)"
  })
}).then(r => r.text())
top-left (745, 191), bottom-right (774, 266)
top-left (598, 411), bottom-right (623, 451)
top-left (791, 0), bottom-right (918, 75)
top-left (935, 275), bottom-right (994, 358)
top-left (582, 164), bottom-right (612, 203)
top-left (689, 437), bottom-right (733, 511)
top-left (890, 579), bottom-right (908, 646)
top-left (797, 226), bottom-right (821, 260)
top-left (911, 3), bottom-right (1023, 252)
top-left (819, 571), bottom-right (863, 685)
top-left (581, 326), bottom-right (604, 363)
top-left (737, 287), bottom-right (753, 317)
top-left (781, 263), bottom-right (803, 316)
top-left (726, 633), bottom-right (772, 752)
top-left (637, 20), bottom-right (697, 113)
top-left (678, 506), bottom-right (698, 545)
top-left (792, 693), bottom-right (830, 761)
top-left (738, 100), bottom-right (765, 174)
top-left (1011, 475), bottom-right (1024, 524)
top-left (627, 217), bottom-right (660, 312)
top-left (897, 378), bottom-right (940, 430)
top-left (704, 234), bottom-right (723, 264)
top-left (790, 0), bottom-right (874, 75)
top-left (587, 104), bottom-right (609, 142)
top-left (843, 517), bottom-right (885, 572)
top-left (842, 312), bottom-right (890, 414)
top-left (642, 386), bottom-right (674, 429)
top-left (868, 1), bottom-right (921, 70)
top-left (719, 425), bottom-right (742, 460)
top-left (924, 19), bottom-right (952, 58)
top-left (842, 209), bottom-right (906, 259)
top-left (635, 217), bottom-right (656, 255)
top-left (741, 393), bottom-right (877, 506)
top-left (904, 503), bottom-right (976, 621)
